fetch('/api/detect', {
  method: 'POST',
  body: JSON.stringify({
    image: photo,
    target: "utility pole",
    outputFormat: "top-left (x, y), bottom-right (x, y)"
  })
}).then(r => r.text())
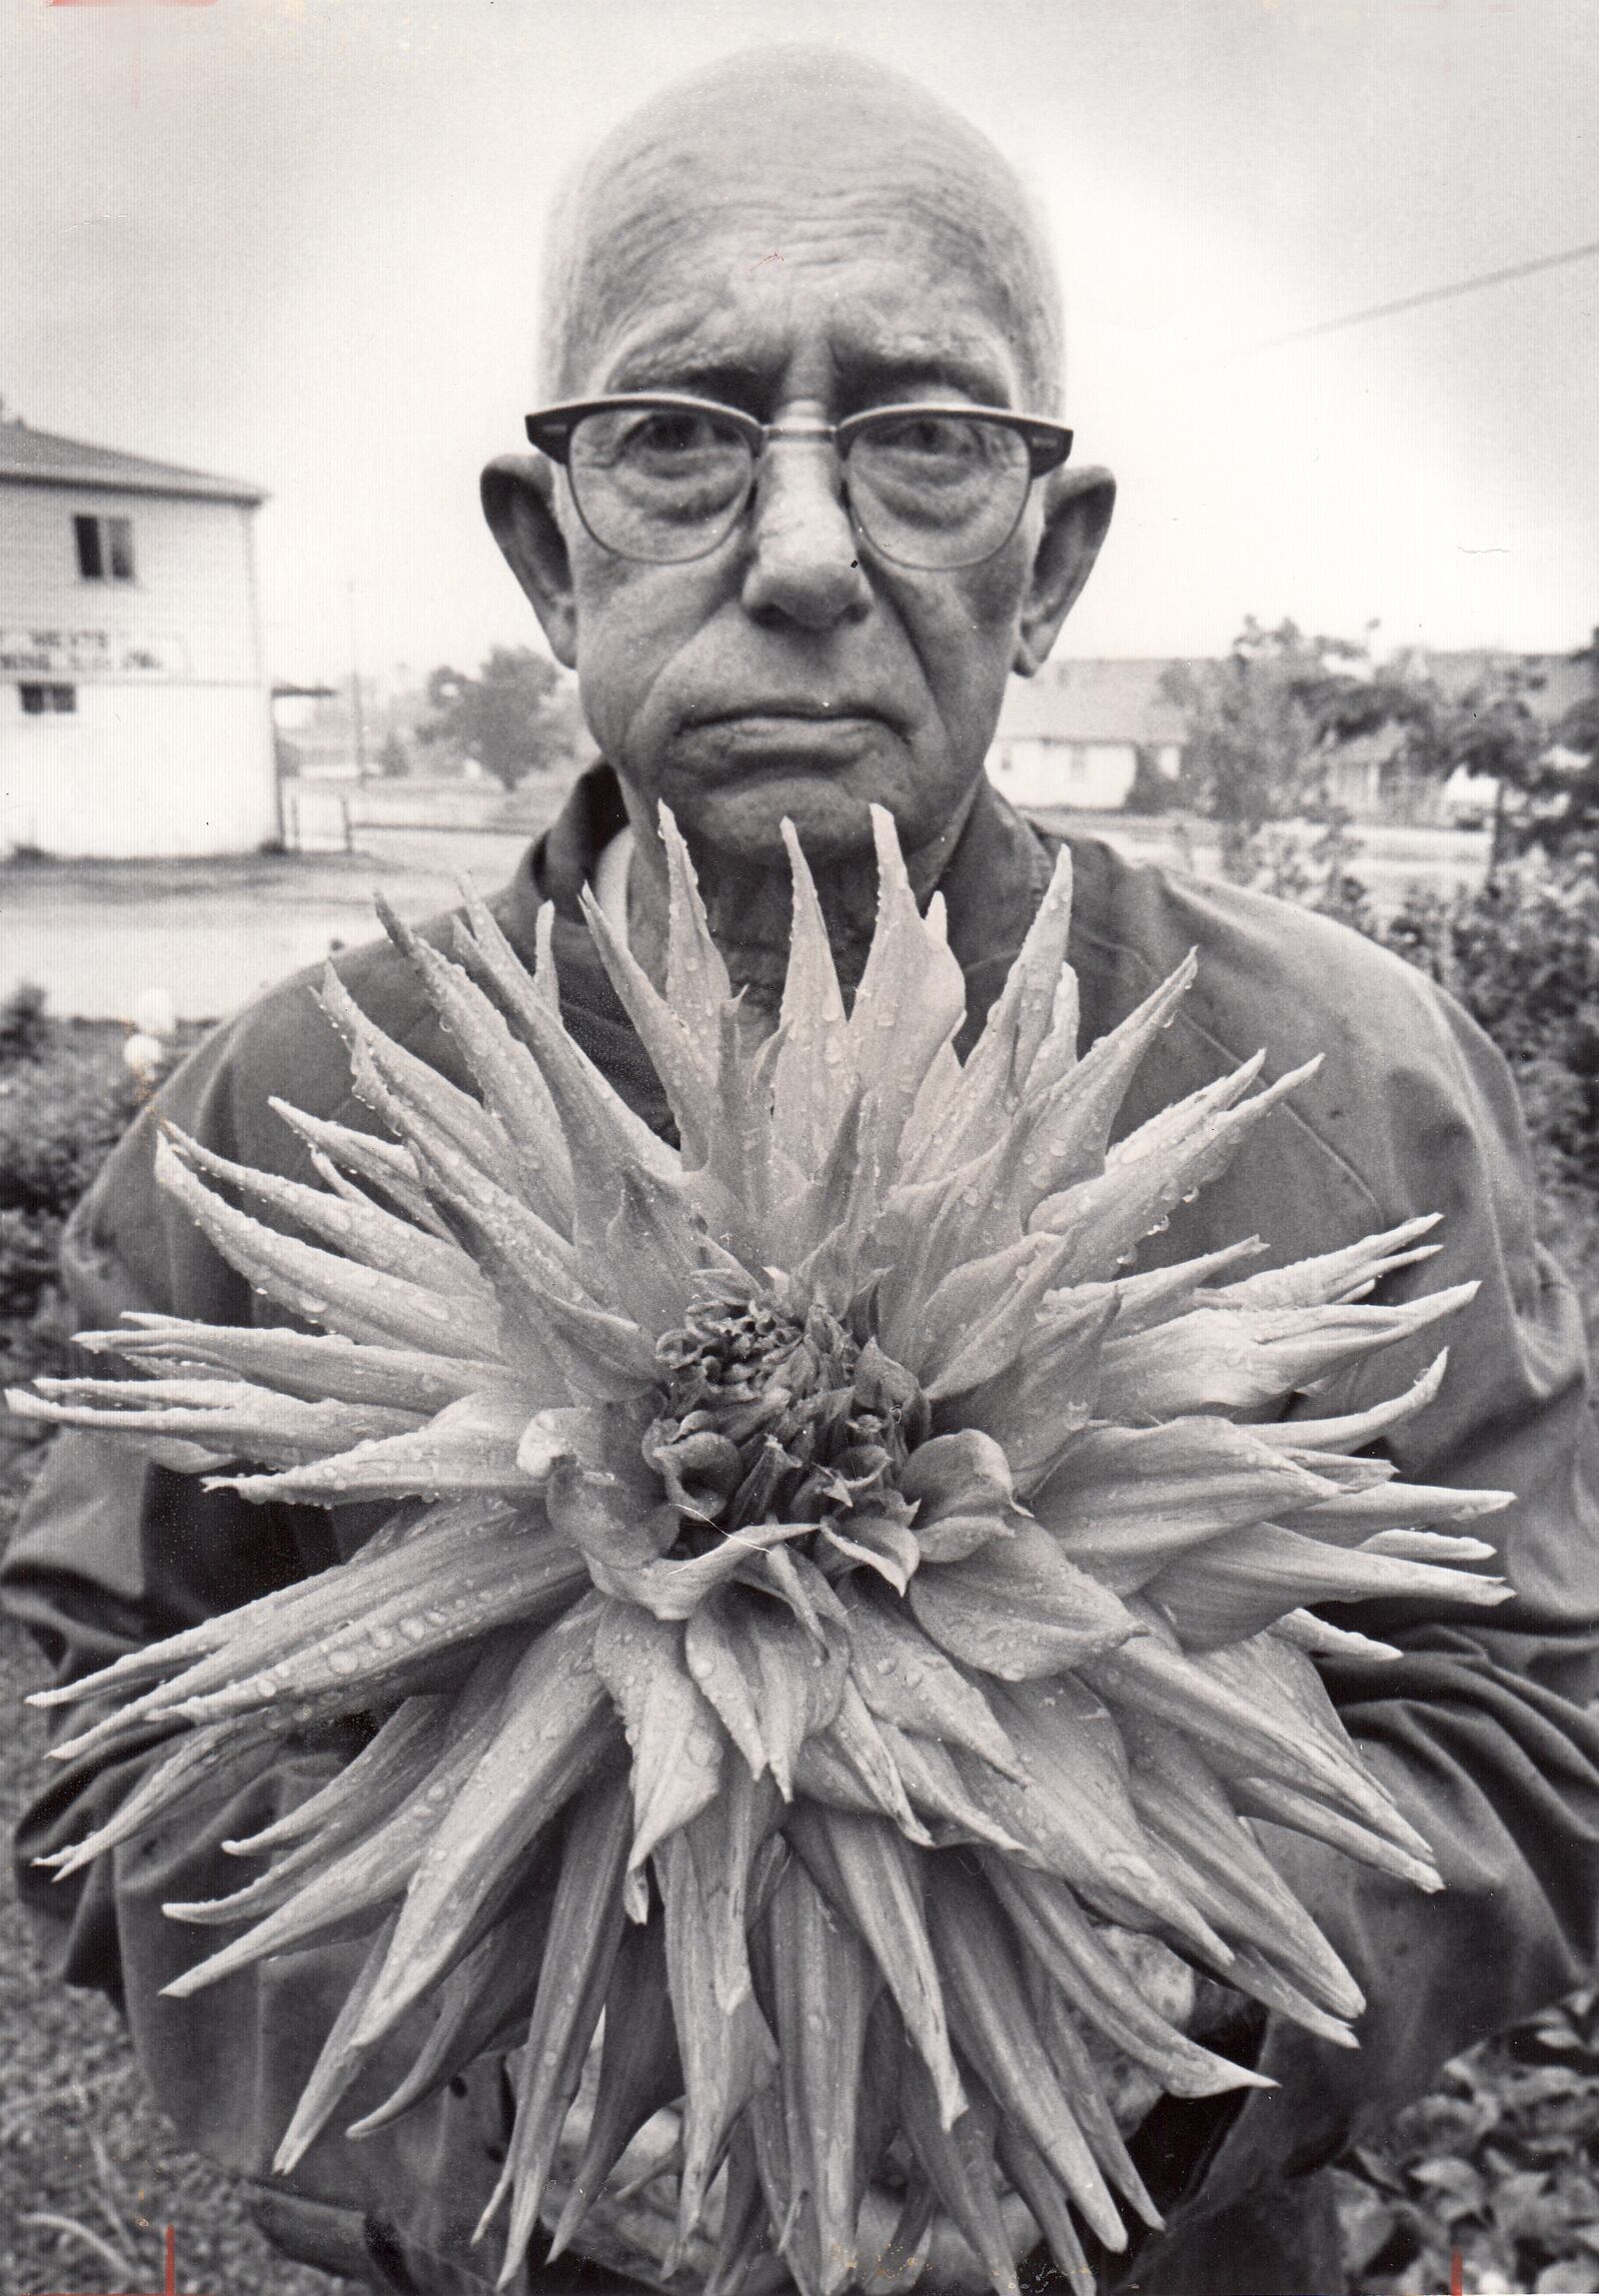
top-left (348, 578), bottom-right (369, 780)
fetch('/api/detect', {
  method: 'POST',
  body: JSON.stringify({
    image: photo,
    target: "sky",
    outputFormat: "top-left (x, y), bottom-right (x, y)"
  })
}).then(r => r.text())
top-left (4, 0), bottom-right (1597, 688)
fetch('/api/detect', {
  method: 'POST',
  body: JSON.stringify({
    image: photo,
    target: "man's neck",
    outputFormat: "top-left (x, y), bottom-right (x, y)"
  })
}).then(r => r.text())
top-left (619, 789), bottom-right (981, 1018)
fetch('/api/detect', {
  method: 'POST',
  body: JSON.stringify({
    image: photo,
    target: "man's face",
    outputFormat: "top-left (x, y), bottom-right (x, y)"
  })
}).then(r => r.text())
top-left (535, 158), bottom-right (1072, 870)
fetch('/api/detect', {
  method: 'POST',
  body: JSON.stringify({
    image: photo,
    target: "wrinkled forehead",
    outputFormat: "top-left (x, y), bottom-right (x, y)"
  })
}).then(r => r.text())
top-left (544, 91), bottom-right (1062, 411)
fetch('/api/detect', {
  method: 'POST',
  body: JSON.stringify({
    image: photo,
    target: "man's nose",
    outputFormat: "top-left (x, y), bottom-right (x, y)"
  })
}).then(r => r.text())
top-left (740, 438), bottom-right (873, 631)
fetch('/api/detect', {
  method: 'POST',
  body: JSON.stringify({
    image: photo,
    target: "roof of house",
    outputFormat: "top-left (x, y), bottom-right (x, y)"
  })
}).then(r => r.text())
top-left (1420, 647), bottom-right (1593, 723)
top-left (0, 420), bottom-right (265, 506)
top-left (995, 657), bottom-right (1200, 747)
top-left (998, 645), bottom-right (1598, 750)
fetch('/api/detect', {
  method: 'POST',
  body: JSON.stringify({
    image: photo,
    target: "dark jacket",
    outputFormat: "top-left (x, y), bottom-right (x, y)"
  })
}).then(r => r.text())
top-left (6, 767), bottom-right (1599, 2294)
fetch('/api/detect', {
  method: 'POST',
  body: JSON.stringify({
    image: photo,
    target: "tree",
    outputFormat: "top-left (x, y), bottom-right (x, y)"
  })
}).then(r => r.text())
top-left (1163, 621), bottom-right (1566, 877)
top-left (1294, 640), bottom-right (1573, 862)
top-left (1489, 632), bottom-right (1599, 862)
top-left (1120, 743), bottom-right (1178, 817)
top-left (1160, 620), bottom-right (1330, 879)
top-left (418, 646), bottom-right (579, 791)
top-left (1288, 639), bottom-right (1456, 817)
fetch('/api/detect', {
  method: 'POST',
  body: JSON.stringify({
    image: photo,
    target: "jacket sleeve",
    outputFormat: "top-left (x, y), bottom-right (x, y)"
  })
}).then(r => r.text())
top-left (0, 1008), bottom-right (546, 2295)
top-left (1153, 969), bottom-right (1599, 2243)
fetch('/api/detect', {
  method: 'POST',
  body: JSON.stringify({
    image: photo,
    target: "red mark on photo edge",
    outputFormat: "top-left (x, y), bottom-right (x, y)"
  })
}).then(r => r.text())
top-left (49, 2), bottom-right (219, 10)
top-left (1450, 2249), bottom-right (1465, 2296)
top-left (32, 2221), bottom-right (215, 2296)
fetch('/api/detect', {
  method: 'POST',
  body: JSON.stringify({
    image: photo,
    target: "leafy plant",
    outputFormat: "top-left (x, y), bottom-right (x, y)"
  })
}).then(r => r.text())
top-left (0, 1002), bottom-right (141, 1417)
top-left (1379, 855), bottom-right (1599, 1206)
top-left (0, 983), bottom-right (50, 1070)
top-left (1, 857), bottom-right (1595, 2295)
top-left (1332, 1992), bottom-right (1599, 2294)
top-left (1269, 849), bottom-right (1599, 2287)
top-left (419, 645), bottom-right (581, 790)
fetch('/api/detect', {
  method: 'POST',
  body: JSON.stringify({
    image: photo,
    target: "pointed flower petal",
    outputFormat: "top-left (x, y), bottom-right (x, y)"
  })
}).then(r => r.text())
top-left (594, 1603), bottom-right (727, 1870)
top-left (909, 1520), bottom-right (1139, 1680)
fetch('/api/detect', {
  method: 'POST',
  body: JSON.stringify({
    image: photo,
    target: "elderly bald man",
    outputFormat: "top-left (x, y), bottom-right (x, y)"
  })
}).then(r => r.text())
top-left (484, 50), bottom-right (1107, 1018)
top-left (7, 45), bottom-right (1599, 2296)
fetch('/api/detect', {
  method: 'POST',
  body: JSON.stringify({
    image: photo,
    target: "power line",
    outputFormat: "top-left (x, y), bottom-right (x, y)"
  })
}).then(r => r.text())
top-left (1265, 235), bottom-right (1599, 347)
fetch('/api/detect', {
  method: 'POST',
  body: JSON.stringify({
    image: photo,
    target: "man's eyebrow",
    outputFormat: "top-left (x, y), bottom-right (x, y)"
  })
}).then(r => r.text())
top-left (606, 348), bottom-right (773, 406)
top-left (836, 352), bottom-right (1016, 409)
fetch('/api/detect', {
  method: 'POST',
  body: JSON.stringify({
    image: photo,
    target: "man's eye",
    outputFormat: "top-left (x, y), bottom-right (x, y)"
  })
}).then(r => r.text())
top-left (624, 411), bottom-right (731, 458)
top-left (869, 415), bottom-right (978, 464)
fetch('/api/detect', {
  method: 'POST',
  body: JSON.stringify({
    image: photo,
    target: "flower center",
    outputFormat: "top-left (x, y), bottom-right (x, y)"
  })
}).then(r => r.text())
top-left (650, 1277), bottom-right (928, 1546)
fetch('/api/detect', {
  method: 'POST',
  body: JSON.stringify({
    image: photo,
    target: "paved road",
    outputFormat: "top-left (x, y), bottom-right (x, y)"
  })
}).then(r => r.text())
top-left (0, 814), bottom-right (1491, 1025)
top-left (0, 829), bottom-right (538, 1023)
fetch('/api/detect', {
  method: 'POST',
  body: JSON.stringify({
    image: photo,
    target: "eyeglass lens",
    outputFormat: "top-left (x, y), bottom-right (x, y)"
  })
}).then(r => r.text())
top-left (565, 405), bottom-right (1033, 568)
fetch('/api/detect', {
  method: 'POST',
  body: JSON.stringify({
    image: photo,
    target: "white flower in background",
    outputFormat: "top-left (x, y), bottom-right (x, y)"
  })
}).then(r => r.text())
top-left (122, 986), bottom-right (177, 1089)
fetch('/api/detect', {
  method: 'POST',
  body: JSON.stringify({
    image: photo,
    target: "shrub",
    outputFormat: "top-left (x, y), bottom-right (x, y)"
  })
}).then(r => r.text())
top-left (1333, 1990), bottom-right (1599, 2294)
top-left (0, 1001), bottom-right (140, 1409)
top-left (1379, 856), bottom-right (1599, 1206)
top-left (0, 983), bottom-right (49, 1071)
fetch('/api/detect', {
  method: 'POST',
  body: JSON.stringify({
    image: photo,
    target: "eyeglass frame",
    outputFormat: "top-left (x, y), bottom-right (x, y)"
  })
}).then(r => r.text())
top-left (522, 392), bottom-right (1076, 571)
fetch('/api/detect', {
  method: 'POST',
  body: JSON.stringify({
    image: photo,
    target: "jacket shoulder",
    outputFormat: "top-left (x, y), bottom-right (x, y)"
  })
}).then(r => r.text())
top-left (1053, 831), bottom-right (1538, 1271)
top-left (1061, 830), bottom-right (1498, 1090)
top-left (147, 921), bottom-right (449, 1177)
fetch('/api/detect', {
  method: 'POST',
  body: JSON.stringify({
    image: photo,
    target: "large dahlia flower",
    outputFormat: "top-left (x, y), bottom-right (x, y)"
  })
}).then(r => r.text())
top-left (14, 811), bottom-right (1511, 2295)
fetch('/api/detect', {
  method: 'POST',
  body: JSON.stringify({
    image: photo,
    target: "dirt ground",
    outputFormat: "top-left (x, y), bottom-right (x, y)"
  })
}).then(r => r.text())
top-left (0, 811), bottom-right (1491, 1026)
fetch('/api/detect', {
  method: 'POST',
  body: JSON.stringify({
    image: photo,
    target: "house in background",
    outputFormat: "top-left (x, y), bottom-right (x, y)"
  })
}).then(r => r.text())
top-left (0, 418), bottom-right (274, 857)
top-left (989, 644), bottom-right (1599, 823)
top-left (987, 657), bottom-right (1195, 810)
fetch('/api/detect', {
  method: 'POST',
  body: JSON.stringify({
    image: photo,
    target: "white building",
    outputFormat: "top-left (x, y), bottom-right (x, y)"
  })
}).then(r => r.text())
top-left (0, 419), bottom-right (274, 857)
top-left (988, 658), bottom-right (1191, 811)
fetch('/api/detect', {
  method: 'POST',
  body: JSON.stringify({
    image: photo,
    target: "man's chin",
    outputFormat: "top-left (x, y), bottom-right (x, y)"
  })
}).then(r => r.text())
top-left (653, 778), bottom-right (888, 869)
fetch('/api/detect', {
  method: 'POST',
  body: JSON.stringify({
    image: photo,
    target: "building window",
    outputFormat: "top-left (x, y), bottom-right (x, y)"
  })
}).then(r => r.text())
top-left (74, 514), bottom-right (136, 583)
top-left (19, 683), bottom-right (77, 715)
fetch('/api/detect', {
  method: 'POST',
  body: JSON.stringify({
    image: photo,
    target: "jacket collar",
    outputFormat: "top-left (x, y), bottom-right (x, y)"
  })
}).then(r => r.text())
top-left (491, 761), bottom-right (1060, 1134)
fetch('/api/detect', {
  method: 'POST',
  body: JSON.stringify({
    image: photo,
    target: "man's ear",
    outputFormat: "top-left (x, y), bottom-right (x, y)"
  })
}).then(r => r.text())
top-left (1014, 466), bottom-right (1116, 676)
top-left (480, 455), bottom-right (579, 669)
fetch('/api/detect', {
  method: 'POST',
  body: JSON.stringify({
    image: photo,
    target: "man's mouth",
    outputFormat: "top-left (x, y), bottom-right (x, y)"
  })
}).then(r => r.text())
top-left (674, 709), bottom-right (897, 773)
top-left (685, 702), bottom-right (891, 729)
